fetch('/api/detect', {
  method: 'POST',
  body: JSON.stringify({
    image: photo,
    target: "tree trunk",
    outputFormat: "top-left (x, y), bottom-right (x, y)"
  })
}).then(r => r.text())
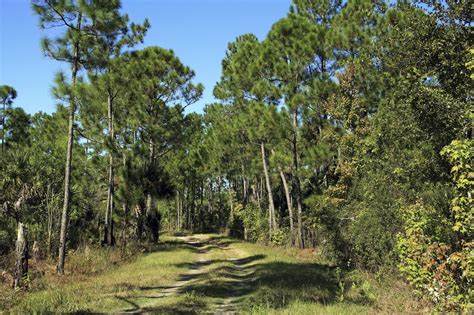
top-left (32, 241), bottom-right (40, 262)
top-left (200, 179), bottom-right (204, 232)
top-left (104, 191), bottom-right (109, 245)
top-left (120, 152), bottom-right (128, 250)
top-left (104, 92), bottom-right (115, 246)
top-left (190, 178), bottom-right (195, 231)
top-left (241, 164), bottom-right (248, 205)
top-left (272, 150), bottom-right (294, 239)
top-left (207, 181), bottom-right (213, 227)
top-left (261, 142), bottom-right (277, 237)
top-left (217, 175), bottom-right (223, 227)
top-left (185, 186), bottom-right (190, 229)
top-left (270, 149), bottom-right (294, 240)
top-left (146, 138), bottom-right (154, 216)
top-left (254, 180), bottom-right (261, 209)
top-left (57, 16), bottom-right (81, 274)
top-left (176, 191), bottom-right (180, 231)
top-left (14, 222), bottom-right (28, 289)
top-left (292, 109), bottom-right (304, 249)
top-left (280, 170), bottom-right (294, 239)
top-left (46, 183), bottom-right (53, 258)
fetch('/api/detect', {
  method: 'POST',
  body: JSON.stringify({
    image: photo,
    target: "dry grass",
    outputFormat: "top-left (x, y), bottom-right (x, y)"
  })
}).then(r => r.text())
top-left (0, 234), bottom-right (431, 314)
top-left (1, 236), bottom-right (198, 312)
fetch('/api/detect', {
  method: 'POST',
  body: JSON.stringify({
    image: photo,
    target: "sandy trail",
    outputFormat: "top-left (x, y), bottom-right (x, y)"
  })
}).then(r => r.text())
top-left (123, 235), bottom-right (256, 314)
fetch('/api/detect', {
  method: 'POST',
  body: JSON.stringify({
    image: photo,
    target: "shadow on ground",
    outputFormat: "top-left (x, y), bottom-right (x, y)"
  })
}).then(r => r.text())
top-left (111, 236), bottom-right (370, 313)
top-left (144, 235), bottom-right (234, 255)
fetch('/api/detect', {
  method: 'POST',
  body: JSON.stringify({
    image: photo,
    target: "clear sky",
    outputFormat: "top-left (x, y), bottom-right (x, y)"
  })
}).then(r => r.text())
top-left (0, 0), bottom-right (292, 115)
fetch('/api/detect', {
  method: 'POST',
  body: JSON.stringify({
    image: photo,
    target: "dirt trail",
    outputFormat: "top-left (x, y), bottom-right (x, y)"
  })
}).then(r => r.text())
top-left (211, 256), bottom-right (256, 314)
top-left (181, 236), bottom-right (256, 314)
top-left (123, 235), bottom-right (256, 314)
top-left (156, 236), bottom-right (214, 298)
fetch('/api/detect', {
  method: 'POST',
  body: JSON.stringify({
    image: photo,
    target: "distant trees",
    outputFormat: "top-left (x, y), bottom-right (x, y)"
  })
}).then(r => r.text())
top-left (0, 85), bottom-right (17, 152)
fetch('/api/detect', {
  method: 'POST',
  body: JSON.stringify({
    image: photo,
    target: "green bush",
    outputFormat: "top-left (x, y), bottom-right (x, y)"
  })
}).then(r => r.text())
top-left (270, 228), bottom-right (289, 246)
top-left (230, 200), bottom-right (268, 243)
top-left (397, 139), bottom-right (474, 311)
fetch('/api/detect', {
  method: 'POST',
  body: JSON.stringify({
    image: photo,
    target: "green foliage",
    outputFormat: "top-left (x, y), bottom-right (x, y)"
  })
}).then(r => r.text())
top-left (397, 202), bottom-right (472, 310)
top-left (396, 139), bottom-right (472, 311)
top-left (231, 201), bottom-right (268, 243)
top-left (441, 139), bottom-right (474, 235)
top-left (270, 229), bottom-right (289, 246)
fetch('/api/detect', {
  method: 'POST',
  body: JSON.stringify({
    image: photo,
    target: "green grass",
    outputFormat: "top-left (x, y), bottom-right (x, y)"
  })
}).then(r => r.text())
top-left (230, 240), bottom-right (428, 314)
top-left (7, 237), bottom-right (200, 313)
top-left (2, 234), bottom-right (429, 314)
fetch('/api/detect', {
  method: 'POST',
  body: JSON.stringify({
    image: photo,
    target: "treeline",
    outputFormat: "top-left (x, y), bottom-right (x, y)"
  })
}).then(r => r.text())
top-left (0, 0), bottom-right (472, 311)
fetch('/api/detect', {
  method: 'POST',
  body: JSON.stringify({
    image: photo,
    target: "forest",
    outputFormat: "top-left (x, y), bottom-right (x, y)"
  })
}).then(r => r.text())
top-left (0, 0), bottom-right (472, 313)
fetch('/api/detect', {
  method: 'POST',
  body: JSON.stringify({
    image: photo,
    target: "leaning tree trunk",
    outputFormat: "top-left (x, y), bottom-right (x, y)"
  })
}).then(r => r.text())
top-left (292, 109), bottom-right (304, 249)
top-left (261, 142), bottom-right (277, 237)
top-left (57, 23), bottom-right (81, 274)
top-left (270, 150), bottom-right (294, 235)
top-left (104, 91), bottom-right (115, 246)
top-left (271, 150), bottom-right (294, 242)
top-left (280, 169), bottom-right (294, 241)
top-left (14, 222), bottom-right (28, 289)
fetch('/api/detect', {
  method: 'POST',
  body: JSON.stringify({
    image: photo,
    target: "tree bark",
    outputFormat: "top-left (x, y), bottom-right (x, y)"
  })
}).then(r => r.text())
top-left (104, 92), bottom-right (115, 246)
top-left (241, 164), bottom-right (248, 205)
top-left (269, 150), bottom-right (294, 238)
top-left (57, 14), bottom-right (81, 274)
top-left (46, 183), bottom-right (53, 258)
top-left (254, 180), bottom-right (261, 209)
top-left (176, 191), bottom-right (181, 231)
top-left (280, 170), bottom-right (294, 238)
top-left (120, 152), bottom-right (128, 250)
top-left (190, 178), bottom-right (195, 231)
top-left (292, 109), bottom-right (304, 249)
top-left (200, 179), bottom-right (204, 232)
top-left (261, 142), bottom-right (277, 237)
top-left (32, 241), bottom-right (40, 262)
top-left (146, 138), bottom-right (154, 216)
top-left (14, 222), bottom-right (28, 289)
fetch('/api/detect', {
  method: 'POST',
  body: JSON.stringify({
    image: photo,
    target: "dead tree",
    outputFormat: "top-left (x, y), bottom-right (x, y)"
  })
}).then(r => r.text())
top-left (14, 223), bottom-right (28, 289)
top-left (3, 184), bottom-right (34, 289)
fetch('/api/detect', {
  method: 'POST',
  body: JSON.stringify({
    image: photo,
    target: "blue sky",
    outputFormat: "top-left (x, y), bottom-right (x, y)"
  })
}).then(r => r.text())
top-left (0, 0), bottom-right (291, 115)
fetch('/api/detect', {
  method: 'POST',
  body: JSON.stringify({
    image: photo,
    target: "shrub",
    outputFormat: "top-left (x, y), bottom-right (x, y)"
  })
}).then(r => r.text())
top-left (230, 200), bottom-right (268, 243)
top-left (397, 139), bottom-right (473, 311)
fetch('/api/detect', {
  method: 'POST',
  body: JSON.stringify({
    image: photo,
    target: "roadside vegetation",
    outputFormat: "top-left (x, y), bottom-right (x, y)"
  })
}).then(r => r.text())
top-left (2, 235), bottom-right (428, 313)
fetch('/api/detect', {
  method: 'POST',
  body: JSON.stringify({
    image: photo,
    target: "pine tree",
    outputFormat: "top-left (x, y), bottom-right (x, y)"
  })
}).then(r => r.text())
top-left (0, 85), bottom-right (17, 153)
top-left (32, 0), bottom-right (135, 274)
top-left (125, 47), bottom-right (203, 242)
top-left (85, 15), bottom-right (149, 247)
top-left (263, 14), bottom-right (318, 248)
